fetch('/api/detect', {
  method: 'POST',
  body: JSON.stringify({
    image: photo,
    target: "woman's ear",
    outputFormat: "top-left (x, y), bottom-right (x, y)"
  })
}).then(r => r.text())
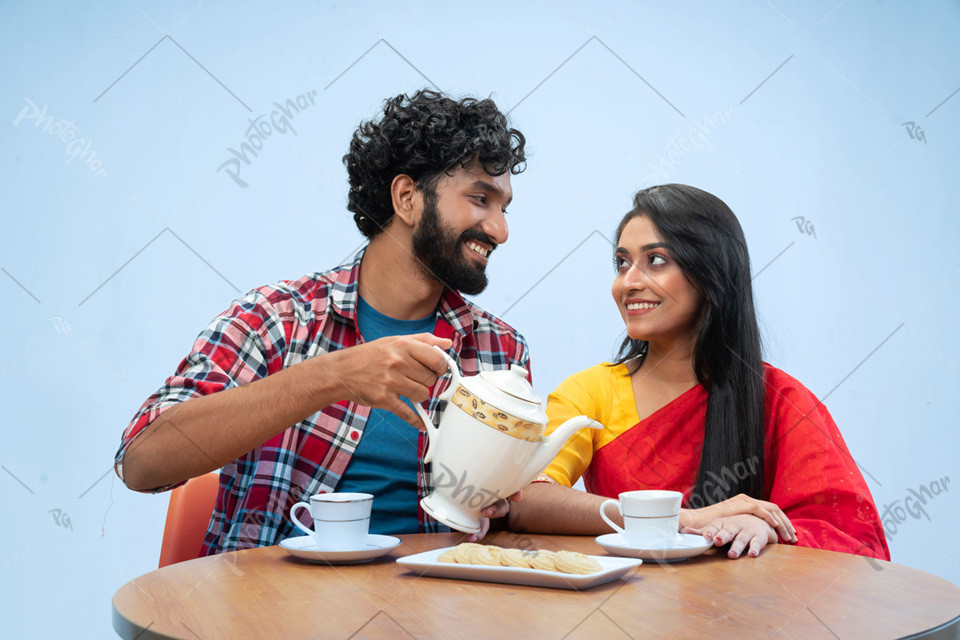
top-left (390, 174), bottom-right (421, 227)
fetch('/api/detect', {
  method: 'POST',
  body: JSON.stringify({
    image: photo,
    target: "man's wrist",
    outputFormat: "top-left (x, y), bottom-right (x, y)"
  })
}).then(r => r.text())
top-left (304, 350), bottom-right (349, 404)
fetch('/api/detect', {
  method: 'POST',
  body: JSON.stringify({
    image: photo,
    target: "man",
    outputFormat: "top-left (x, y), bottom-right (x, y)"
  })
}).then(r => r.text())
top-left (115, 90), bottom-right (529, 555)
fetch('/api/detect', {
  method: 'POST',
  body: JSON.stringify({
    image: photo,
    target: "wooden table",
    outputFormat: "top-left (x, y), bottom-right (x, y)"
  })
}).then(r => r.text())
top-left (113, 532), bottom-right (960, 639)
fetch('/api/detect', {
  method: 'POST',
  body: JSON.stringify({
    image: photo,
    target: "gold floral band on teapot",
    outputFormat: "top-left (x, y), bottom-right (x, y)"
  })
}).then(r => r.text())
top-left (449, 386), bottom-right (545, 442)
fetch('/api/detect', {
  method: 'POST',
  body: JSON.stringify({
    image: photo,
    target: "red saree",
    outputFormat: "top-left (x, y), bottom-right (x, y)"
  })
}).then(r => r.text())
top-left (543, 363), bottom-right (890, 560)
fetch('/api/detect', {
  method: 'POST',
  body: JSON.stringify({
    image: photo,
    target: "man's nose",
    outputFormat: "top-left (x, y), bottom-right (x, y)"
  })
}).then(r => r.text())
top-left (481, 209), bottom-right (508, 246)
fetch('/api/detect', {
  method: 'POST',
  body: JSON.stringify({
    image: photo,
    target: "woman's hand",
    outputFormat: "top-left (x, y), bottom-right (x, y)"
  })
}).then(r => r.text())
top-left (466, 490), bottom-right (524, 542)
top-left (679, 493), bottom-right (797, 543)
top-left (683, 513), bottom-right (777, 558)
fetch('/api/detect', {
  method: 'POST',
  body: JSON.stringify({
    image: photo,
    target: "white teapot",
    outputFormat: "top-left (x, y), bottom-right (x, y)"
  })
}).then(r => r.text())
top-left (414, 346), bottom-right (602, 534)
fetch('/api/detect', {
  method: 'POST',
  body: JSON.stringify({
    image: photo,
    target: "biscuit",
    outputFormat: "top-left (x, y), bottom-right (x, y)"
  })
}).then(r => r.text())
top-left (554, 550), bottom-right (602, 575)
top-left (453, 543), bottom-right (482, 564)
top-left (437, 548), bottom-right (458, 563)
top-left (499, 548), bottom-right (533, 568)
top-left (528, 550), bottom-right (558, 572)
top-left (470, 545), bottom-right (502, 566)
top-left (437, 544), bottom-right (600, 575)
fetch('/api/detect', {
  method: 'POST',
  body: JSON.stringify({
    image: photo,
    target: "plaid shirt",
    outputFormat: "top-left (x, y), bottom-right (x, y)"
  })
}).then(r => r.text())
top-left (114, 247), bottom-right (530, 555)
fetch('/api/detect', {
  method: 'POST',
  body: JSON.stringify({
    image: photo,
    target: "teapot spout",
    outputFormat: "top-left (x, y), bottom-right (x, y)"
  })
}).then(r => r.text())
top-left (525, 416), bottom-right (603, 480)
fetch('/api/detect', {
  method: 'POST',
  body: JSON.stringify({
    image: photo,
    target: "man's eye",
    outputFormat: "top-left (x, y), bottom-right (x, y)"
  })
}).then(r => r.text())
top-left (471, 195), bottom-right (487, 205)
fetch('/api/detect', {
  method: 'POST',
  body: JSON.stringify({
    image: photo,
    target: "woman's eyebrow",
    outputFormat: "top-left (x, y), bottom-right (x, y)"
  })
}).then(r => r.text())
top-left (640, 242), bottom-right (669, 251)
top-left (615, 243), bottom-right (669, 254)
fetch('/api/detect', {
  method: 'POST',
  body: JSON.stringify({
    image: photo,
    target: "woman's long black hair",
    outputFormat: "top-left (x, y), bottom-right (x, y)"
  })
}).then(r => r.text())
top-left (612, 184), bottom-right (766, 506)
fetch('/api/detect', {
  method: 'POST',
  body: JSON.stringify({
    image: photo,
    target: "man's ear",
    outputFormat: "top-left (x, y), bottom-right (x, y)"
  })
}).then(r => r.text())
top-left (390, 174), bottom-right (421, 227)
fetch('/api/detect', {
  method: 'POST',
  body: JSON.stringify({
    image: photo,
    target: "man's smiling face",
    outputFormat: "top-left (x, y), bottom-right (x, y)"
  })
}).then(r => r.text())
top-left (412, 161), bottom-right (513, 296)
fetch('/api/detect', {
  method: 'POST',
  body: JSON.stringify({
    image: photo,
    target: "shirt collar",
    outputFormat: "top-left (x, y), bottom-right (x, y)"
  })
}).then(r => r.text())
top-left (329, 246), bottom-right (477, 338)
top-left (329, 246), bottom-right (365, 322)
top-left (437, 287), bottom-right (476, 338)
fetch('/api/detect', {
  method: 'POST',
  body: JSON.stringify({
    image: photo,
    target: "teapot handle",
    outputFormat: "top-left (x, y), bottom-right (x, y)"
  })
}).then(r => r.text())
top-left (415, 404), bottom-right (440, 463)
top-left (432, 345), bottom-right (460, 402)
top-left (419, 345), bottom-right (460, 463)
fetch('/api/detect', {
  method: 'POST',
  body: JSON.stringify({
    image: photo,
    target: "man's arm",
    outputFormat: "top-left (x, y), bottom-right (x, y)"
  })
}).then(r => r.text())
top-left (121, 334), bottom-right (451, 491)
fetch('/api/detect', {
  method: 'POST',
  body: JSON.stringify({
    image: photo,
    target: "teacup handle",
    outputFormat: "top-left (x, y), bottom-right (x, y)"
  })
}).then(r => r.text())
top-left (599, 499), bottom-right (626, 535)
top-left (290, 501), bottom-right (314, 536)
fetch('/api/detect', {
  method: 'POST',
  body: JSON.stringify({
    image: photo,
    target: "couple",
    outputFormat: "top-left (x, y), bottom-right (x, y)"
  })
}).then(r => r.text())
top-left (115, 90), bottom-right (889, 562)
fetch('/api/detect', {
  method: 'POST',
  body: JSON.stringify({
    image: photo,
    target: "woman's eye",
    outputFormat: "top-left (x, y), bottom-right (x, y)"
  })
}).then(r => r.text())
top-left (614, 257), bottom-right (629, 271)
top-left (648, 254), bottom-right (668, 267)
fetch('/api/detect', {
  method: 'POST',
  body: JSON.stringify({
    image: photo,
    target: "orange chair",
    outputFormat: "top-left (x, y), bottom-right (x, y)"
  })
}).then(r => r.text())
top-left (158, 472), bottom-right (220, 568)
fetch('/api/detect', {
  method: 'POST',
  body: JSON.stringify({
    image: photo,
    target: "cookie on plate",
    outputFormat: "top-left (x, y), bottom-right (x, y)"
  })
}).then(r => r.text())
top-left (554, 550), bottom-right (602, 575)
top-left (499, 548), bottom-right (533, 568)
top-left (437, 547), bottom-right (459, 563)
top-left (470, 545), bottom-right (503, 566)
top-left (528, 550), bottom-right (558, 572)
top-left (453, 542), bottom-right (482, 564)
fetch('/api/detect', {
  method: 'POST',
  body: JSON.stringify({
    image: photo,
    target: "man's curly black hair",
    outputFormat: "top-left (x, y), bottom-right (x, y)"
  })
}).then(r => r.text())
top-left (343, 89), bottom-right (527, 238)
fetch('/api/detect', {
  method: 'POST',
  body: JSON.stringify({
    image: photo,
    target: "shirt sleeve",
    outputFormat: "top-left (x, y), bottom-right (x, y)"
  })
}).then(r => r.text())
top-left (113, 290), bottom-right (291, 492)
top-left (763, 368), bottom-right (891, 560)
top-left (541, 371), bottom-right (603, 487)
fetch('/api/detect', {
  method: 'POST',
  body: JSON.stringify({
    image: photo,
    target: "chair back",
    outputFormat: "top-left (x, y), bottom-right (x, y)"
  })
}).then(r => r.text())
top-left (158, 472), bottom-right (220, 568)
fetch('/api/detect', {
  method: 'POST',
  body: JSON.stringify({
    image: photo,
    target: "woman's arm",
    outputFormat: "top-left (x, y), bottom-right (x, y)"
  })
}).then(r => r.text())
top-left (507, 482), bottom-right (621, 535)
top-left (762, 367), bottom-right (890, 560)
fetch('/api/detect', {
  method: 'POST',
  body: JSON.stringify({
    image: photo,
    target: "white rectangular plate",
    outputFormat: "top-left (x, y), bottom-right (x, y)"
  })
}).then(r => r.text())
top-left (396, 547), bottom-right (642, 590)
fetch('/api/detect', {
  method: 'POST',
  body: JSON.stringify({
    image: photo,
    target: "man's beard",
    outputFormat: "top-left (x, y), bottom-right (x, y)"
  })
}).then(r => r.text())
top-left (411, 192), bottom-right (494, 296)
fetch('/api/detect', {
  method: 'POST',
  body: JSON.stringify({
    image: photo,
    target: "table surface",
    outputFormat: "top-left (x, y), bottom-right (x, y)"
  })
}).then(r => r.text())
top-left (113, 532), bottom-right (960, 640)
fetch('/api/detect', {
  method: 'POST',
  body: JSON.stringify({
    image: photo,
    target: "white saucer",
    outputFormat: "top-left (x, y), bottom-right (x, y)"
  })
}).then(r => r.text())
top-left (279, 534), bottom-right (402, 564)
top-left (595, 532), bottom-right (713, 562)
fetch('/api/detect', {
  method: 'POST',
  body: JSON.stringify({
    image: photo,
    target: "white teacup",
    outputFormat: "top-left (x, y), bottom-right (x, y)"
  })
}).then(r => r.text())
top-left (599, 490), bottom-right (683, 548)
top-left (290, 492), bottom-right (373, 550)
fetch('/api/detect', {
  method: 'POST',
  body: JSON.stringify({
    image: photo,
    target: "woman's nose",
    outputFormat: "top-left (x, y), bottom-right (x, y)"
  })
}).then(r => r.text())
top-left (620, 265), bottom-right (648, 291)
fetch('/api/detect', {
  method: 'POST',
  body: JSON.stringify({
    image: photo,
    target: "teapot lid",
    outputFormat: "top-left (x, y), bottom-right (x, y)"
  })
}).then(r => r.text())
top-left (471, 365), bottom-right (546, 424)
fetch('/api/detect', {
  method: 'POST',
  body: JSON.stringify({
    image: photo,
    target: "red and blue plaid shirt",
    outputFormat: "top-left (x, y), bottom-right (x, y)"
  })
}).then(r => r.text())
top-left (114, 248), bottom-right (530, 555)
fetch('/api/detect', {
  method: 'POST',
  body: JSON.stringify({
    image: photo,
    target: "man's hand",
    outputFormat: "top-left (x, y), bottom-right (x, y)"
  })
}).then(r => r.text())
top-left (465, 490), bottom-right (524, 542)
top-left (319, 333), bottom-right (453, 427)
top-left (679, 493), bottom-right (797, 543)
top-left (682, 513), bottom-right (777, 558)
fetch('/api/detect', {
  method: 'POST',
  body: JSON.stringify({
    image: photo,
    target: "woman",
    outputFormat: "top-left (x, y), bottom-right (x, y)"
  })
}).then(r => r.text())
top-left (508, 184), bottom-right (890, 560)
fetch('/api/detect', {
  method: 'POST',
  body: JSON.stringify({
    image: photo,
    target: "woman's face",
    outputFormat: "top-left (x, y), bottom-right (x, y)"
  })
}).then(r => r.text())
top-left (611, 215), bottom-right (705, 344)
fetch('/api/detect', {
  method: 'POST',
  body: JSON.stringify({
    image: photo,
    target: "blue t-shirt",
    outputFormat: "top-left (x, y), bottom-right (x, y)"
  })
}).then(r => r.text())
top-left (337, 296), bottom-right (435, 534)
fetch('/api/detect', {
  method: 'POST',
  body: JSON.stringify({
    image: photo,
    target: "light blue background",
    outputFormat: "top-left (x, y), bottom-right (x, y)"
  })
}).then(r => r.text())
top-left (2, 1), bottom-right (958, 638)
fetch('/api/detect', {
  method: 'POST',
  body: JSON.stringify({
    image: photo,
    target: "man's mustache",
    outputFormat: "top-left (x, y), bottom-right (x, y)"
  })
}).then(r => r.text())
top-left (459, 229), bottom-right (498, 254)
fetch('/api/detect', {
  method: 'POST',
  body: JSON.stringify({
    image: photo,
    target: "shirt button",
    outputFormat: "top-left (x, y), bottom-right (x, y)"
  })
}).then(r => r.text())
top-left (349, 429), bottom-right (360, 441)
